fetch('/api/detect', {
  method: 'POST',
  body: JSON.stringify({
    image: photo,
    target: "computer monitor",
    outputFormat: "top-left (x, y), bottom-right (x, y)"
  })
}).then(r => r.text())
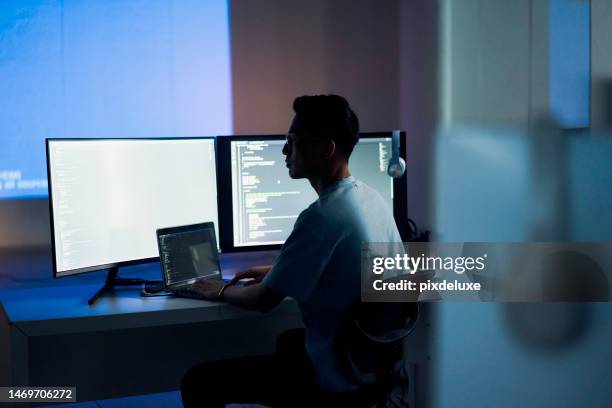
top-left (217, 132), bottom-right (407, 251)
top-left (46, 138), bottom-right (219, 279)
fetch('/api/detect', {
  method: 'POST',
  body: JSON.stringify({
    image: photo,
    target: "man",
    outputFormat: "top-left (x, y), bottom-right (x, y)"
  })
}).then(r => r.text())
top-left (181, 94), bottom-right (403, 407)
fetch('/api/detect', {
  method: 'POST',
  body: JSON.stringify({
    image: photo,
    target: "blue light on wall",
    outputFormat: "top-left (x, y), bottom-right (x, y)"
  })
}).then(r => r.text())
top-left (549, 0), bottom-right (590, 128)
top-left (0, 0), bottom-right (232, 199)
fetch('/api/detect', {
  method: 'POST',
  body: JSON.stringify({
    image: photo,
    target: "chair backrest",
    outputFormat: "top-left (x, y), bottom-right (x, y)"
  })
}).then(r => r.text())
top-left (339, 302), bottom-right (419, 385)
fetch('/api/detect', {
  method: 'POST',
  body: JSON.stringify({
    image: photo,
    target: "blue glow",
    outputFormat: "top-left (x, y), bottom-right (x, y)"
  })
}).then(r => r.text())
top-left (549, 0), bottom-right (590, 128)
top-left (0, 0), bottom-right (232, 199)
top-left (435, 126), bottom-right (530, 242)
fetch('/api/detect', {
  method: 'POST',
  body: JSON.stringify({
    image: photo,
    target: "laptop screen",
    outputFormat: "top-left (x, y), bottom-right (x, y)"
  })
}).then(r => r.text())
top-left (157, 223), bottom-right (221, 287)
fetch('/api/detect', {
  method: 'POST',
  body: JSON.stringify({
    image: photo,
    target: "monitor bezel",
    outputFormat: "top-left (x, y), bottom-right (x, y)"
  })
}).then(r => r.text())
top-left (46, 137), bottom-right (220, 278)
top-left (216, 131), bottom-right (408, 253)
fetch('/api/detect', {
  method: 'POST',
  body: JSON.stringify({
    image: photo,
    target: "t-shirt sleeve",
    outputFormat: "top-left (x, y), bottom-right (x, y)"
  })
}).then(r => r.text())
top-left (263, 209), bottom-right (344, 302)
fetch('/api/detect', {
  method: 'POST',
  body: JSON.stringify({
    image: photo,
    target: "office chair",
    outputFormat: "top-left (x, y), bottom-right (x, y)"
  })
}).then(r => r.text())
top-left (339, 301), bottom-right (420, 408)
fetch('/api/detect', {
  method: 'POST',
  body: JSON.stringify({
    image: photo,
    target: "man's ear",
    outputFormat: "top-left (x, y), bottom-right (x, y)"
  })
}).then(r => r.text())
top-left (323, 140), bottom-right (336, 159)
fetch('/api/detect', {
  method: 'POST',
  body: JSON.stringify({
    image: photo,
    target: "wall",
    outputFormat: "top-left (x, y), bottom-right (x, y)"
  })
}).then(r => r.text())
top-left (398, 0), bottom-right (439, 231)
top-left (0, 0), bottom-right (232, 248)
top-left (230, 0), bottom-right (401, 135)
top-left (1, 0), bottom-right (415, 248)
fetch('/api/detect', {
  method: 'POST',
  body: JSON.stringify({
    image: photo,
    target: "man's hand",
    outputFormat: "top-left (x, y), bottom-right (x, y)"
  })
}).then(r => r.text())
top-left (228, 265), bottom-right (272, 286)
top-left (190, 279), bottom-right (225, 301)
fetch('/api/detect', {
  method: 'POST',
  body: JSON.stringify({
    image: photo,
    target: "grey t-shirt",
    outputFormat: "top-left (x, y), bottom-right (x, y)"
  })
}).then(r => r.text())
top-left (263, 176), bottom-right (403, 391)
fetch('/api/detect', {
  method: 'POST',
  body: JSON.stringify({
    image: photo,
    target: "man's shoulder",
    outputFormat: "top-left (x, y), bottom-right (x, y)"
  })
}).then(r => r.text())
top-left (353, 179), bottom-right (387, 200)
top-left (297, 178), bottom-right (392, 231)
top-left (294, 197), bottom-right (351, 238)
top-left (296, 201), bottom-right (328, 227)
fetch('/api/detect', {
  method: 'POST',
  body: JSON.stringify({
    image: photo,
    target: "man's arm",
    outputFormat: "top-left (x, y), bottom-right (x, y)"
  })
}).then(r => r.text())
top-left (223, 283), bottom-right (286, 312)
top-left (190, 278), bottom-right (286, 312)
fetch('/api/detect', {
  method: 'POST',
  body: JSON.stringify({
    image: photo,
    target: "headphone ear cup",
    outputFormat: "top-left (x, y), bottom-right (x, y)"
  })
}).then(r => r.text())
top-left (387, 129), bottom-right (405, 178)
top-left (388, 157), bottom-right (406, 178)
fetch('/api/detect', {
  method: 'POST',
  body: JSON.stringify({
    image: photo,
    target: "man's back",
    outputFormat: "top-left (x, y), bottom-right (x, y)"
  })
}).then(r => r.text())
top-left (263, 176), bottom-right (402, 391)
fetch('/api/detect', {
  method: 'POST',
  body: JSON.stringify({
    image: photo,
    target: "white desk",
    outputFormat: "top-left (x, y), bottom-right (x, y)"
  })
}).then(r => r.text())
top-left (0, 251), bottom-right (302, 403)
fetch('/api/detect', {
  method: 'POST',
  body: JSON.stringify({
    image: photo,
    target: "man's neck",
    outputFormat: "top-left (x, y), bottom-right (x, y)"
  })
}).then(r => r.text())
top-left (308, 163), bottom-right (351, 195)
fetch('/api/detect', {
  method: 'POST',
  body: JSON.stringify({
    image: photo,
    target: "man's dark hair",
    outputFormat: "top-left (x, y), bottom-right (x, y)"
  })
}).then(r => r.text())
top-left (292, 94), bottom-right (360, 159)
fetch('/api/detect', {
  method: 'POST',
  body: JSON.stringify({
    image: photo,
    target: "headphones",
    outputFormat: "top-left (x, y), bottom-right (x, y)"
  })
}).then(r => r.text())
top-left (387, 130), bottom-right (406, 178)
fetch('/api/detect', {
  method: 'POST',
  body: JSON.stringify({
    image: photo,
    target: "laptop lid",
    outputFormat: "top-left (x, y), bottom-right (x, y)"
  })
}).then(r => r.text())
top-left (156, 222), bottom-right (222, 289)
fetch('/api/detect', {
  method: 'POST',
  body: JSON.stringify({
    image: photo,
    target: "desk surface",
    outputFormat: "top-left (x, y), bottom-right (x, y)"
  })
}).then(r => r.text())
top-left (0, 250), bottom-right (298, 336)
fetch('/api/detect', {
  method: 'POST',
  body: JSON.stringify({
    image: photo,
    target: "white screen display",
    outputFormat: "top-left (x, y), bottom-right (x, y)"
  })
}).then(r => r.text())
top-left (48, 139), bottom-right (218, 275)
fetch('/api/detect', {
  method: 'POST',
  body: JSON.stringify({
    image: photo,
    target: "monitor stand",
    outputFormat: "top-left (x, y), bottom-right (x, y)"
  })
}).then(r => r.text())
top-left (88, 267), bottom-right (160, 306)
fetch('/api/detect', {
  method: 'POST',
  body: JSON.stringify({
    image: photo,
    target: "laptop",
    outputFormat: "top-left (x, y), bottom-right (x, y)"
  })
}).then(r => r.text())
top-left (155, 222), bottom-right (222, 299)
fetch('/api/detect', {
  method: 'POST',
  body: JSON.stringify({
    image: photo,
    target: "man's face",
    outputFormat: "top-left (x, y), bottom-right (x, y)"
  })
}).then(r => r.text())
top-left (282, 117), bottom-right (327, 179)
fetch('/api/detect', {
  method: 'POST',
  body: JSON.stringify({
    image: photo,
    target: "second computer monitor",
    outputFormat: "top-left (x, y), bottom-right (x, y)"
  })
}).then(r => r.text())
top-left (217, 132), bottom-right (406, 251)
